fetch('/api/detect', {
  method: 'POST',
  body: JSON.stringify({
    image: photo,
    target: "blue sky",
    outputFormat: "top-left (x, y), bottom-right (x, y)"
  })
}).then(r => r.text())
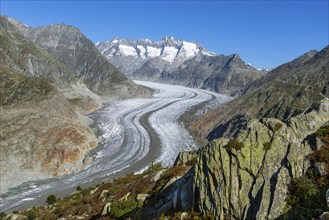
top-left (1, 1), bottom-right (328, 69)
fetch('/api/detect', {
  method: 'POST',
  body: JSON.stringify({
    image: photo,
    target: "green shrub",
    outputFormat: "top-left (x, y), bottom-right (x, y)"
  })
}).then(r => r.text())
top-left (26, 210), bottom-right (37, 220)
top-left (46, 194), bottom-right (57, 205)
top-left (226, 140), bottom-right (244, 151)
top-left (273, 123), bottom-right (283, 132)
top-left (144, 162), bottom-right (163, 174)
top-left (285, 177), bottom-right (318, 206)
top-left (53, 206), bottom-right (63, 215)
top-left (81, 188), bottom-right (90, 197)
top-left (109, 199), bottom-right (138, 218)
top-left (185, 157), bottom-right (197, 166)
top-left (316, 125), bottom-right (329, 138)
top-left (263, 142), bottom-right (272, 151)
top-left (0, 212), bottom-right (6, 219)
top-left (76, 186), bottom-right (82, 191)
top-left (151, 166), bottom-right (187, 195)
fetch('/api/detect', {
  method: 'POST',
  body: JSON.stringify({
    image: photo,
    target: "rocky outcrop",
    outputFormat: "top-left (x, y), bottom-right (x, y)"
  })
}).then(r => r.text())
top-left (194, 99), bottom-right (329, 219)
top-left (174, 151), bottom-right (198, 166)
top-left (142, 99), bottom-right (329, 219)
top-left (101, 202), bottom-right (111, 215)
top-left (141, 168), bottom-right (195, 218)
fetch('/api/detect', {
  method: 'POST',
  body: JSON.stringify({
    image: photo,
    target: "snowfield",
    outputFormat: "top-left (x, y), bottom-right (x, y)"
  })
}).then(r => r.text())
top-left (0, 81), bottom-right (231, 212)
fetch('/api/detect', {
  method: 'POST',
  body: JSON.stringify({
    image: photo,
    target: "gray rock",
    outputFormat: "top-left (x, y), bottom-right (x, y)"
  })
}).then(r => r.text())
top-left (136, 194), bottom-right (149, 203)
top-left (119, 192), bottom-right (130, 201)
top-left (174, 151), bottom-right (197, 166)
top-left (152, 169), bottom-right (166, 182)
top-left (320, 212), bottom-right (329, 220)
top-left (90, 187), bottom-right (98, 195)
top-left (101, 202), bottom-right (111, 216)
top-left (315, 162), bottom-right (328, 176)
top-left (5, 214), bottom-right (27, 220)
top-left (180, 212), bottom-right (188, 220)
top-left (144, 168), bottom-right (194, 218)
top-left (99, 190), bottom-right (109, 199)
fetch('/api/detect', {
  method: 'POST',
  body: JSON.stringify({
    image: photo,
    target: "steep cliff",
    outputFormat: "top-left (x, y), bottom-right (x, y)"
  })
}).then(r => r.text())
top-left (194, 99), bottom-right (329, 219)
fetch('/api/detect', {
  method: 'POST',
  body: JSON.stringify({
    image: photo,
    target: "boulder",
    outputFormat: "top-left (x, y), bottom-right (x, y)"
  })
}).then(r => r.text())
top-left (320, 212), bottom-right (329, 220)
top-left (99, 190), bottom-right (109, 199)
top-left (152, 169), bottom-right (166, 182)
top-left (101, 202), bottom-right (111, 216)
top-left (119, 192), bottom-right (130, 201)
top-left (136, 194), bottom-right (149, 203)
top-left (5, 214), bottom-right (27, 220)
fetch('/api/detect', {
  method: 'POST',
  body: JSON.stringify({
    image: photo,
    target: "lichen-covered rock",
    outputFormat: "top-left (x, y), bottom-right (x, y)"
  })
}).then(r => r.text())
top-left (174, 151), bottom-right (197, 166)
top-left (5, 214), bottom-right (27, 220)
top-left (142, 168), bottom-right (194, 218)
top-left (101, 202), bottom-right (111, 216)
top-left (136, 194), bottom-right (149, 203)
top-left (152, 169), bottom-right (166, 182)
top-left (193, 99), bottom-right (329, 219)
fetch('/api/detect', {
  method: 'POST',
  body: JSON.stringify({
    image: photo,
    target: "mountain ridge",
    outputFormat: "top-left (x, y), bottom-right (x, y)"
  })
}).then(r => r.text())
top-left (5, 16), bottom-right (150, 98)
top-left (97, 36), bottom-right (266, 96)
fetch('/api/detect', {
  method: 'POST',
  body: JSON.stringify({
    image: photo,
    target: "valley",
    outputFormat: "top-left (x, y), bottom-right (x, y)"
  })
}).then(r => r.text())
top-left (0, 81), bottom-right (230, 213)
top-left (0, 6), bottom-right (328, 218)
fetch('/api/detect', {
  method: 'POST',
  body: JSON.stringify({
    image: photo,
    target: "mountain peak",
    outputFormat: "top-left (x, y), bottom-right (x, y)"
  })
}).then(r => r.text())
top-left (1, 16), bottom-right (30, 34)
top-left (96, 37), bottom-right (214, 67)
top-left (162, 36), bottom-right (175, 41)
top-left (232, 53), bottom-right (241, 60)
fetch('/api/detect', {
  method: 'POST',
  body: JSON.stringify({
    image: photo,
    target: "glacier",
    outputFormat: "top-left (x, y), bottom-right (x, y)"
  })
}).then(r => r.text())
top-left (0, 81), bottom-right (231, 212)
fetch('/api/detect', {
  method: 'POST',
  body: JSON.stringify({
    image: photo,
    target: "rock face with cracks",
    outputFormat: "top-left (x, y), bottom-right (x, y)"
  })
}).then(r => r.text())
top-left (142, 99), bottom-right (329, 219)
top-left (193, 99), bottom-right (329, 219)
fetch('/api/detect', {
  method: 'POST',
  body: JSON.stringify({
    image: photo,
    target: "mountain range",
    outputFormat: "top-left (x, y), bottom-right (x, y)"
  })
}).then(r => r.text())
top-left (96, 37), bottom-right (267, 96)
top-left (0, 16), bottom-right (150, 192)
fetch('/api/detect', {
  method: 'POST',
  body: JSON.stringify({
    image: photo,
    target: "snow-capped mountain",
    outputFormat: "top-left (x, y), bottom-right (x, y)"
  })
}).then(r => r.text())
top-left (96, 36), bottom-right (215, 75)
top-left (96, 37), bottom-right (266, 96)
